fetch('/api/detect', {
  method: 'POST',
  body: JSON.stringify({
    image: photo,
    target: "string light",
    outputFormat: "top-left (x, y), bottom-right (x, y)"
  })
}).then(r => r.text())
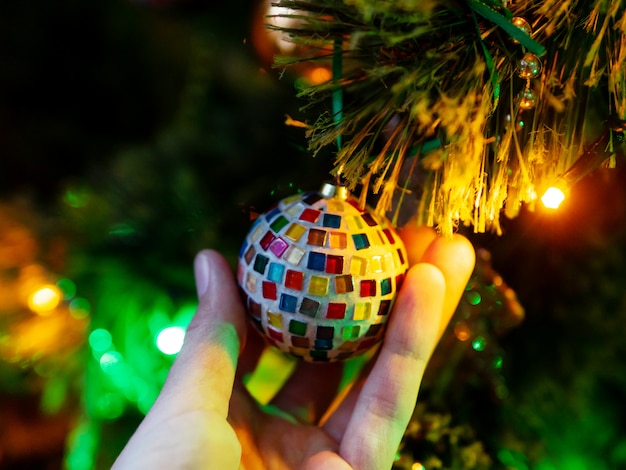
top-left (155, 326), bottom-right (186, 355)
top-left (28, 284), bottom-right (62, 314)
top-left (540, 116), bottom-right (625, 209)
top-left (541, 186), bottom-right (566, 209)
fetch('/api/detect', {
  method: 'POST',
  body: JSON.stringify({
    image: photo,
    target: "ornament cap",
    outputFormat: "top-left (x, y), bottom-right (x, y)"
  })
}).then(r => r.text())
top-left (320, 182), bottom-right (349, 200)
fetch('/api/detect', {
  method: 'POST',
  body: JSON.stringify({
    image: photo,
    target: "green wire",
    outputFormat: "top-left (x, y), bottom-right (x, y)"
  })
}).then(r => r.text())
top-left (332, 36), bottom-right (343, 151)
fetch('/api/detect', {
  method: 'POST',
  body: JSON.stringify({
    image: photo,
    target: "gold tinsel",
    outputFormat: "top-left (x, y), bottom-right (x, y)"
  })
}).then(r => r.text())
top-left (270, 0), bottom-right (625, 236)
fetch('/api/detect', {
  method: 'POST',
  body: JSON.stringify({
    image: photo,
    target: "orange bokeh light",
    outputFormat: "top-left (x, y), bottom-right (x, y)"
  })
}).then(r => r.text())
top-left (28, 284), bottom-right (62, 314)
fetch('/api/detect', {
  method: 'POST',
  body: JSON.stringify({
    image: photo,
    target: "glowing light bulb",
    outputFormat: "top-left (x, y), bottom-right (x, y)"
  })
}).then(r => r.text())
top-left (309, 66), bottom-right (332, 84)
top-left (454, 322), bottom-right (471, 341)
top-left (28, 284), bottom-right (62, 314)
top-left (156, 326), bottom-right (186, 355)
top-left (541, 186), bottom-right (566, 209)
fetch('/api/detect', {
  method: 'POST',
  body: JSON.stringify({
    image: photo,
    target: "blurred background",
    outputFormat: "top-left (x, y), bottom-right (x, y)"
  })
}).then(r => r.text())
top-left (1, 1), bottom-right (625, 469)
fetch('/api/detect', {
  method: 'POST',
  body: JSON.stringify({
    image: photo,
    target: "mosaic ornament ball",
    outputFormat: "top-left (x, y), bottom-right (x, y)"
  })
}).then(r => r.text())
top-left (237, 183), bottom-right (409, 362)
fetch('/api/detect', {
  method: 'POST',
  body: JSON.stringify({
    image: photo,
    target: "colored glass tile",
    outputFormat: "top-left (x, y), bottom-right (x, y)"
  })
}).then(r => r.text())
top-left (326, 255), bottom-right (344, 274)
top-left (360, 279), bottom-right (376, 297)
top-left (329, 232), bottom-right (347, 249)
top-left (250, 224), bottom-right (265, 243)
top-left (260, 231), bottom-right (276, 250)
top-left (267, 311), bottom-right (283, 328)
top-left (302, 193), bottom-right (323, 205)
top-left (285, 270), bottom-right (304, 290)
top-left (327, 200), bottom-right (344, 212)
top-left (270, 215), bottom-right (289, 233)
top-left (267, 328), bottom-right (283, 342)
top-left (326, 302), bottom-right (346, 319)
top-left (347, 198), bottom-right (364, 211)
top-left (316, 326), bottom-right (334, 339)
top-left (285, 201), bottom-right (304, 216)
top-left (308, 275), bottom-right (329, 296)
top-left (380, 277), bottom-right (392, 295)
top-left (279, 293), bottom-right (297, 313)
top-left (283, 246), bottom-right (305, 266)
top-left (323, 213), bottom-right (341, 228)
top-left (310, 350), bottom-right (329, 360)
top-left (282, 193), bottom-right (301, 204)
top-left (342, 325), bottom-right (361, 340)
top-left (300, 297), bottom-right (320, 317)
top-left (300, 208), bottom-right (321, 223)
top-left (267, 262), bottom-right (285, 283)
top-left (253, 254), bottom-right (269, 274)
top-left (290, 347), bottom-right (309, 357)
top-left (248, 298), bottom-right (262, 317)
top-left (384, 252), bottom-right (394, 270)
top-left (269, 238), bottom-right (289, 257)
top-left (353, 302), bottom-right (371, 320)
top-left (239, 240), bottom-right (248, 259)
top-left (397, 248), bottom-right (406, 265)
top-left (285, 223), bottom-right (306, 242)
top-left (357, 337), bottom-right (379, 350)
top-left (289, 319), bottom-right (307, 336)
top-left (365, 323), bottom-right (383, 337)
top-left (361, 212), bottom-right (378, 226)
top-left (383, 228), bottom-right (395, 244)
top-left (352, 233), bottom-right (370, 250)
top-left (314, 338), bottom-right (333, 350)
top-left (291, 336), bottom-right (310, 348)
top-left (378, 299), bottom-right (392, 316)
top-left (338, 341), bottom-right (358, 352)
top-left (370, 255), bottom-right (384, 273)
top-left (307, 251), bottom-right (326, 271)
top-left (374, 231), bottom-right (386, 246)
top-left (250, 316), bottom-right (263, 332)
top-left (245, 272), bottom-right (257, 293)
top-left (396, 272), bottom-right (406, 290)
top-left (265, 207), bottom-right (281, 222)
top-left (262, 281), bottom-right (277, 300)
top-left (346, 216), bottom-right (363, 231)
top-left (307, 228), bottom-right (327, 246)
top-left (244, 245), bottom-right (256, 265)
top-left (334, 275), bottom-right (354, 293)
top-left (350, 256), bottom-right (367, 276)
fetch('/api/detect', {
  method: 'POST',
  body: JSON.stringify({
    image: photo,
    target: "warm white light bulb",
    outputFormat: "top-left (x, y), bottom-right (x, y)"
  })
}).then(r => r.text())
top-left (156, 326), bottom-right (186, 355)
top-left (541, 187), bottom-right (566, 209)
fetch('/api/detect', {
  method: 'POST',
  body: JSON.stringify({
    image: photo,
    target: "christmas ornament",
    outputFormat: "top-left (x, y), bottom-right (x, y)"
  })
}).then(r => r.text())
top-left (237, 182), bottom-right (409, 362)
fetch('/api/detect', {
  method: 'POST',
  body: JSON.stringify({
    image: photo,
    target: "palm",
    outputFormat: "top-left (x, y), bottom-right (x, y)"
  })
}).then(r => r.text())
top-left (228, 330), bottom-right (354, 469)
top-left (113, 227), bottom-right (475, 470)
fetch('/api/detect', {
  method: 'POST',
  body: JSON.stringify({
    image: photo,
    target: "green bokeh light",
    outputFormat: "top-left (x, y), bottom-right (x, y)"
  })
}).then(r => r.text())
top-left (57, 278), bottom-right (77, 300)
top-left (472, 336), bottom-right (487, 351)
top-left (466, 290), bottom-right (482, 305)
top-left (89, 328), bottom-right (113, 352)
top-left (493, 355), bottom-right (503, 369)
top-left (99, 351), bottom-right (123, 374)
top-left (63, 186), bottom-right (91, 208)
top-left (70, 297), bottom-right (91, 318)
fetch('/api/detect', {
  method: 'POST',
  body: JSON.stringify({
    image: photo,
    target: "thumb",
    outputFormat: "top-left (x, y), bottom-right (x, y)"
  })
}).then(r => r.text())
top-left (112, 250), bottom-right (246, 469)
top-left (158, 249), bottom-right (247, 417)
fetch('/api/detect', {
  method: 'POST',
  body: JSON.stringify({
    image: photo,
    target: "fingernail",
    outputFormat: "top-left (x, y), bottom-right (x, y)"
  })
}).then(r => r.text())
top-left (194, 251), bottom-right (210, 298)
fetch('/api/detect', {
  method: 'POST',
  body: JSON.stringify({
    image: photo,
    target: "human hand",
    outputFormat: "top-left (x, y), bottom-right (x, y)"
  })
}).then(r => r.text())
top-left (112, 226), bottom-right (475, 470)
